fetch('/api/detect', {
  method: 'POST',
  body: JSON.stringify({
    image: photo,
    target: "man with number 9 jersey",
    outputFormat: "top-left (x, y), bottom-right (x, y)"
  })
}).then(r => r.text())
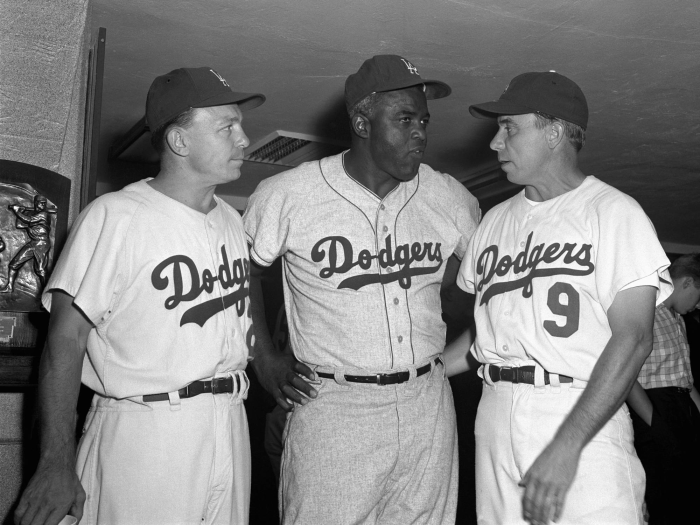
top-left (446, 71), bottom-right (672, 525)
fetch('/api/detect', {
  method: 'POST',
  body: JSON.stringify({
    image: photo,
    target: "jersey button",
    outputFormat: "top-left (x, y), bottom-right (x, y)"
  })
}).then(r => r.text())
top-left (383, 225), bottom-right (388, 232)
top-left (502, 344), bottom-right (509, 352)
top-left (398, 336), bottom-right (403, 343)
top-left (380, 204), bottom-right (386, 210)
top-left (386, 267), bottom-right (393, 273)
top-left (393, 298), bottom-right (399, 305)
top-left (520, 241), bottom-right (525, 247)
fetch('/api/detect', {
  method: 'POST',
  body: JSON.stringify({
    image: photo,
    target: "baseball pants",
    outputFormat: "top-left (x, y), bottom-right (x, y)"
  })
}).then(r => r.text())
top-left (279, 358), bottom-right (458, 525)
top-left (475, 365), bottom-right (645, 525)
top-left (75, 370), bottom-right (251, 525)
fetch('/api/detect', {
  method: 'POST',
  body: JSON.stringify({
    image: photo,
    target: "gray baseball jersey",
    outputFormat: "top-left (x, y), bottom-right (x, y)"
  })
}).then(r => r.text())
top-left (43, 179), bottom-right (253, 398)
top-left (244, 151), bottom-right (480, 370)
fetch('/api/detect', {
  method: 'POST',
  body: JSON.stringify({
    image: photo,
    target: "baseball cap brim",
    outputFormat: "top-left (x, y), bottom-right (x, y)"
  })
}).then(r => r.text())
top-left (194, 91), bottom-right (266, 111)
top-left (469, 99), bottom-right (535, 120)
top-left (377, 79), bottom-right (452, 100)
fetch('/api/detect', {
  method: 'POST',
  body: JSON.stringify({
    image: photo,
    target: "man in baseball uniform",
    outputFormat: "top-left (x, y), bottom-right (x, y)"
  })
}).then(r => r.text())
top-left (244, 55), bottom-right (480, 524)
top-left (626, 252), bottom-right (700, 524)
top-left (14, 67), bottom-right (264, 525)
top-left (445, 71), bottom-right (672, 524)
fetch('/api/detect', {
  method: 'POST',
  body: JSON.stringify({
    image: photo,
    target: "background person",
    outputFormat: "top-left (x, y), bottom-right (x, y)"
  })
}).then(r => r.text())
top-left (627, 252), bottom-right (700, 524)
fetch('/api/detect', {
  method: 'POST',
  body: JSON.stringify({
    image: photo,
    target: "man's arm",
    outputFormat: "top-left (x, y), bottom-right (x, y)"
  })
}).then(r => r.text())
top-left (691, 386), bottom-right (700, 413)
top-left (248, 259), bottom-right (317, 411)
top-left (441, 254), bottom-right (460, 290)
top-left (14, 291), bottom-right (91, 525)
top-left (443, 325), bottom-right (475, 377)
top-left (441, 255), bottom-right (476, 376)
top-left (626, 380), bottom-right (653, 425)
top-left (520, 285), bottom-right (657, 525)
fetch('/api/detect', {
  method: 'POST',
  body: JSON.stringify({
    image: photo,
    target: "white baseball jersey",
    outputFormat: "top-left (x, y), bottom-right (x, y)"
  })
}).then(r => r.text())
top-left (457, 175), bottom-right (671, 381)
top-left (43, 179), bottom-right (253, 399)
top-left (244, 151), bottom-right (480, 371)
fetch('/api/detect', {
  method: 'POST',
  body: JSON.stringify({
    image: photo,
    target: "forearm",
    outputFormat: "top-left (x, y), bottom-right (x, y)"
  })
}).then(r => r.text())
top-left (691, 386), bottom-right (700, 413)
top-left (248, 272), bottom-right (278, 372)
top-left (35, 335), bottom-right (85, 466)
top-left (626, 380), bottom-right (653, 425)
top-left (553, 331), bottom-right (651, 453)
top-left (443, 326), bottom-right (474, 377)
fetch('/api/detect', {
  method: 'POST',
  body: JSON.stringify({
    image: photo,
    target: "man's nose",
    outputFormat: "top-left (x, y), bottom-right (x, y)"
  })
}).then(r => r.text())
top-left (490, 130), bottom-right (504, 151)
top-left (237, 129), bottom-right (250, 149)
top-left (411, 124), bottom-right (427, 142)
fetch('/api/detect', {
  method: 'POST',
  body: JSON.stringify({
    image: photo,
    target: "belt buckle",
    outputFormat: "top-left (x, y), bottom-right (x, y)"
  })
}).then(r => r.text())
top-left (376, 373), bottom-right (383, 385)
top-left (211, 376), bottom-right (232, 394)
top-left (500, 366), bottom-right (517, 383)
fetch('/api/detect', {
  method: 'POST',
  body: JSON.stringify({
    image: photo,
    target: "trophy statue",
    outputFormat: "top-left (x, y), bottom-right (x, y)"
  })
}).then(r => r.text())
top-left (1, 194), bottom-right (57, 293)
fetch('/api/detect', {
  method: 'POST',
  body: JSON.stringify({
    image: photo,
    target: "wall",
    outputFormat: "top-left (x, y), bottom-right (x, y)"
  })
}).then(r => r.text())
top-left (0, 1), bottom-right (90, 522)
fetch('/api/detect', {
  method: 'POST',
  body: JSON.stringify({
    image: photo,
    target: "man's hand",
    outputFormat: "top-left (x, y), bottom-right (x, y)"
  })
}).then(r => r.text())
top-left (14, 463), bottom-right (85, 525)
top-left (253, 346), bottom-right (318, 412)
top-left (519, 438), bottom-right (581, 524)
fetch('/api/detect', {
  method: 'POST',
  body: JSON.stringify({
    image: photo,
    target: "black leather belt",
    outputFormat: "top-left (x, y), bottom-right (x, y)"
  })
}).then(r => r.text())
top-left (488, 365), bottom-right (573, 385)
top-left (316, 358), bottom-right (440, 385)
top-left (143, 376), bottom-right (236, 402)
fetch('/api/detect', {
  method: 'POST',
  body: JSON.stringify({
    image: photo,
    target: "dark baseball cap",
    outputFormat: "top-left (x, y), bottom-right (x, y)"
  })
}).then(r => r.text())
top-left (345, 55), bottom-right (451, 110)
top-left (469, 71), bottom-right (588, 130)
top-left (146, 67), bottom-right (266, 131)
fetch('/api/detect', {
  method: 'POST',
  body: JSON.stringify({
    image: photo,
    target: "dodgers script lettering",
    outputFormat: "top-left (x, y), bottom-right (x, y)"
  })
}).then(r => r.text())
top-left (311, 234), bottom-right (442, 290)
top-left (151, 245), bottom-right (249, 327)
top-left (476, 232), bottom-right (594, 305)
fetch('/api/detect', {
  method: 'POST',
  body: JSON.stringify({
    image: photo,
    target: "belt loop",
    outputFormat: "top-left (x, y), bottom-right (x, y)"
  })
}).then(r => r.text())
top-left (483, 364), bottom-right (494, 386)
top-left (572, 378), bottom-right (587, 389)
top-left (168, 390), bottom-right (182, 411)
top-left (534, 366), bottom-right (546, 393)
top-left (550, 372), bottom-right (562, 393)
top-left (229, 370), bottom-right (250, 401)
top-left (432, 356), bottom-right (444, 381)
top-left (405, 364), bottom-right (418, 392)
top-left (333, 369), bottom-right (350, 387)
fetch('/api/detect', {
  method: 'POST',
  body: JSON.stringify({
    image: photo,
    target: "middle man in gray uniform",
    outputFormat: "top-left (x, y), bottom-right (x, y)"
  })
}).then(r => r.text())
top-left (244, 54), bottom-right (480, 524)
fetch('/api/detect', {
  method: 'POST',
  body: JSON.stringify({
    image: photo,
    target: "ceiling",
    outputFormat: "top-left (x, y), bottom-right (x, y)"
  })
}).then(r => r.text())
top-left (92, 0), bottom-right (700, 249)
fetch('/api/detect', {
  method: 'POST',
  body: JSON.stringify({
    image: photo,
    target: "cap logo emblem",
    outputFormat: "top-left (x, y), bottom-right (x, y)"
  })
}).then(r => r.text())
top-left (502, 82), bottom-right (510, 94)
top-left (210, 69), bottom-right (230, 87)
top-left (400, 59), bottom-right (419, 75)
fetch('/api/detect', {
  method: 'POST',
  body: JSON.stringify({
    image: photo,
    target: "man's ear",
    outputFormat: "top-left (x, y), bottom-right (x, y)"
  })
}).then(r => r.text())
top-left (545, 121), bottom-right (565, 149)
top-left (165, 127), bottom-right (188, 157)
top-left (683, 276), bottom-right (695, 289)
top-left (351, 115), bottom-right (370, 139)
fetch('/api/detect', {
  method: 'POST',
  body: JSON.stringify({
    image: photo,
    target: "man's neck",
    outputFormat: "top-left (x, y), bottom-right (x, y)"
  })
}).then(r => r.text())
top-left (148, 169), bottom-right (218, 214)
top-left (523, 166), bottom-right (586, 202)
top-left (343, 148), bottom-right (401, 200)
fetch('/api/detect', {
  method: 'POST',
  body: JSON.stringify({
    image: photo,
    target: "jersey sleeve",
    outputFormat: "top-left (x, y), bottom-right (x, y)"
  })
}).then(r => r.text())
top-left (42, 196), bottom-right (130, 324)
top-left (451, 185), bottom-right (481, 261)
top-left (593, 196), bottom-right (671, 312)
top-left (243, 178), bottom-right (293, 267)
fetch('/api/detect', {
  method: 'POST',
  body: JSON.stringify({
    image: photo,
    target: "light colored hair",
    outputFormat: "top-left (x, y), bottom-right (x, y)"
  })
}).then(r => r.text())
top-left (150, 107), bottom-right (197, 155)
top-left (533, 112), bottom-right (586, 152)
